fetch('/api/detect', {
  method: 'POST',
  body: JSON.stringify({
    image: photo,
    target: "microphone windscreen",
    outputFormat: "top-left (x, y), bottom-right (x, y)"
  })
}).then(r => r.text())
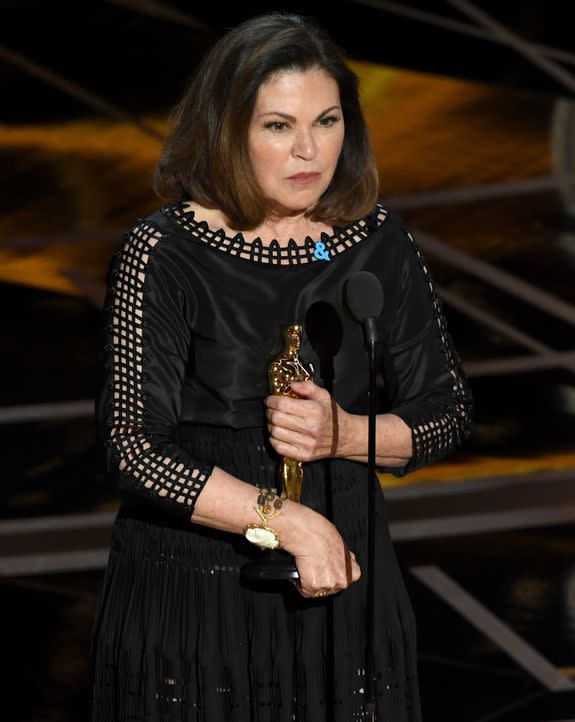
top-left (344, 271), bottom-right (384, 322)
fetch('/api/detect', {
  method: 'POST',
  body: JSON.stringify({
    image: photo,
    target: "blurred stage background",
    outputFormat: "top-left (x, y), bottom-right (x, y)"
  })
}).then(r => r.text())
top-left (1, 1), bottom-right (575, 720)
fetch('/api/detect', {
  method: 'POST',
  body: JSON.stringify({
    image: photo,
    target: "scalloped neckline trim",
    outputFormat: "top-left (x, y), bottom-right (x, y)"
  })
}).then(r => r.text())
top-left (161, 199), bottom-right (388, 266)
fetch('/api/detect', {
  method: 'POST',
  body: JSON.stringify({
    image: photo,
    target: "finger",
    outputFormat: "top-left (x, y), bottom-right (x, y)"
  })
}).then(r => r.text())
top-left (299, 587), bottom-right (315, 599)
top-left (266, 409), bottom-right (307, 434)
top-left (268, 437), bottom-right (311, 462)
top-left (268, 424), bottom-right (311, 451)
top-left (290, 579), bottom-right (305, 596)
top-left (267, 395), bottom-right (312, 415)
top-left (290, 380), bottom-right (328, 402)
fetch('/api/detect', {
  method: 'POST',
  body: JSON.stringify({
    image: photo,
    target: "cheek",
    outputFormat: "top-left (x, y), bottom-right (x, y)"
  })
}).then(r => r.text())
top-left (249, 136), bottom-right (286, 181)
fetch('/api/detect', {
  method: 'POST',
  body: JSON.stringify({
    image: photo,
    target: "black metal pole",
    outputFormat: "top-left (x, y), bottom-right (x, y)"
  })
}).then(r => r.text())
top-left (342, 271), bottom-right (383, 721)
top-left (365, 335), bottom-right (378, 721)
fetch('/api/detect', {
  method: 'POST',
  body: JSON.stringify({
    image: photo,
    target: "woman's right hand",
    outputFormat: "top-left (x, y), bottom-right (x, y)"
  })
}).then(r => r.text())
top-left (282, 508), bottom-right (362, 599)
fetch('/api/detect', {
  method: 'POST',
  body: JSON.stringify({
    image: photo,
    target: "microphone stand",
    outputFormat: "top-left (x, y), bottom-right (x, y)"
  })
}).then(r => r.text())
top-left (343, 271), bottom-right (383, 721)
top-left (364, 316), bottom-right (378, 722)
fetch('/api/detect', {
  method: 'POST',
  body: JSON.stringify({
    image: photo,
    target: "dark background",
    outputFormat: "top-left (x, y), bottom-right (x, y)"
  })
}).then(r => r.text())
top-left (2, 0), bottom-right (575, 125)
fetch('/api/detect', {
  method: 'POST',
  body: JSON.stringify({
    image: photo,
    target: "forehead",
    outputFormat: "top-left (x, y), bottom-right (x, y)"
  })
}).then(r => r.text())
top-left (254, 67), bottom-right (340, 108)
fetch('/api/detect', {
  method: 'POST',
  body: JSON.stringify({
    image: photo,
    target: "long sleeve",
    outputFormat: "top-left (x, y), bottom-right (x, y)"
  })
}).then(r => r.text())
top-left (378, 222), bottom-right (473, 476)
top-left (95, 219), bottom-right (215, 519)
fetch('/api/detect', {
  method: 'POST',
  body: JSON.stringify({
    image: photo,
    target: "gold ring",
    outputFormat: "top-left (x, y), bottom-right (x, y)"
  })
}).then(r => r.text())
top-left (314, 590), bottom-right (328, 597)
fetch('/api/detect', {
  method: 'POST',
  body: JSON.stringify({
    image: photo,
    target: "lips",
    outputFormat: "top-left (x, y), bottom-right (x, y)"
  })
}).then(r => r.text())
top-left (287, 172), bottom-right (321, 183)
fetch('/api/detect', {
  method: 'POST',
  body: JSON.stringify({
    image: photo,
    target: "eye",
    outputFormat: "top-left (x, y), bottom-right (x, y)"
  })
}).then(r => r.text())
top-left (265, 121), bottom-right (289, 132)
top-left (318, 115), bottom-right (341, 127)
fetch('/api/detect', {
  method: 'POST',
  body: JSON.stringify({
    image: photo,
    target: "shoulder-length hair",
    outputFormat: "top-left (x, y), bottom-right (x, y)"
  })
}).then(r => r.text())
top-left (152, 12), bottom-right (379, 229)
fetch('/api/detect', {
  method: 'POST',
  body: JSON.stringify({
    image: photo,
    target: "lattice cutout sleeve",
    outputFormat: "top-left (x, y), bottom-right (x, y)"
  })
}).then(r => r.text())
top-left (377, 224), bottom-right (473, 476)
top-left (95, 221), bottom-right (214, 519)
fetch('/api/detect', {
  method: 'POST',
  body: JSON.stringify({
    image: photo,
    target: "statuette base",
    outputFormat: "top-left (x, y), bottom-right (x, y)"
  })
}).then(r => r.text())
top-left (240, 549), bottom-right (300, 582)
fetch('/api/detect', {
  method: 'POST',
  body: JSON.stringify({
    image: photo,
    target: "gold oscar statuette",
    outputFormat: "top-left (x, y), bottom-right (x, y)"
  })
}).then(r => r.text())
top-left (267, 323), bottom-right (314, 503)
top-left (240, 323), bottom-right (314, 583)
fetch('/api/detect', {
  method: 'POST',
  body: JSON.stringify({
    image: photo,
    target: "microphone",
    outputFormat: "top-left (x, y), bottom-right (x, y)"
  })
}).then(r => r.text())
top-left (343, 271), bottom-right (384, 351)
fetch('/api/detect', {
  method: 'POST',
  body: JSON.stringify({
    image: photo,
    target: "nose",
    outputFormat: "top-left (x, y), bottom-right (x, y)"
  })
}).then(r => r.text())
top-left (291, 128), bottom-right (317, 160)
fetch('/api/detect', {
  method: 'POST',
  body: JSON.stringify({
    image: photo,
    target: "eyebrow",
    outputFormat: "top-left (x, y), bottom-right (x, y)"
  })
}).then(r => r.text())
top-left (256, 105), bottom-right (341, 121)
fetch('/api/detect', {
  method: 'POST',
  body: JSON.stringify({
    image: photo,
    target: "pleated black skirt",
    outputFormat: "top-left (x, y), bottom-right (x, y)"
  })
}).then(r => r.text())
top-left (89, 423), bottom-right (422, 721)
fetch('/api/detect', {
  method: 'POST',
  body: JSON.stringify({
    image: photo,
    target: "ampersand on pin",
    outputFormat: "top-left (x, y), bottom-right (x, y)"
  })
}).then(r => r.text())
top-left (313, 241), bottom-right (331, 262)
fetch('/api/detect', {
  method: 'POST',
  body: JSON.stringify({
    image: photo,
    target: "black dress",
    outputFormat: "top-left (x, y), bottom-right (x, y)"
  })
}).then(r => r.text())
top-left (90, 199), bottom-right (473, 721)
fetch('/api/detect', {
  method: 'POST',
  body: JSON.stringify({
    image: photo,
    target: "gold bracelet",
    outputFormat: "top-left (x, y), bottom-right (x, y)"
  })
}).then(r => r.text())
top-left (255, 486), bottom-right (287, 524)
top-left (242, 487), bottom-right (287, 550)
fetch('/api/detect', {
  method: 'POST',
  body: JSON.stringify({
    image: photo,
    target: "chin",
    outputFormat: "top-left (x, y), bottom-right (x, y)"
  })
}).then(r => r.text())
top-left (280, 203), bottom-right (318, 217)
top-left (283, 191), bottom-right (324, 212)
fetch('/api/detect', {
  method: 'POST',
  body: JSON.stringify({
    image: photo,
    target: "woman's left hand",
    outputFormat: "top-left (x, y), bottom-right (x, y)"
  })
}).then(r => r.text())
top-left (264, 379), bottom-right (353, 461)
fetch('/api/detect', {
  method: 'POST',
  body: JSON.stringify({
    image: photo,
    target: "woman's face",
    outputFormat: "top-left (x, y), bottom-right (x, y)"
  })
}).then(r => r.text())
top-left (248, 66), bottom-right (345, 218)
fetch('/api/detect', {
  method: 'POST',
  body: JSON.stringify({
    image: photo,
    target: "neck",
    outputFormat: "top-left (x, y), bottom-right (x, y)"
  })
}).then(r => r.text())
top-left (183, 200), bottom-right (331, 246)
top-left (259, 209), bottom-right (329, 246)
top-left (263, 213), bottom-right (308, 236)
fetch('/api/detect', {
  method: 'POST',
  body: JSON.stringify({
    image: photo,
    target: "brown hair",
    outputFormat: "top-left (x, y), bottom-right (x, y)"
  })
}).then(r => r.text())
top-left (152, 12), bottom-right (379, 229)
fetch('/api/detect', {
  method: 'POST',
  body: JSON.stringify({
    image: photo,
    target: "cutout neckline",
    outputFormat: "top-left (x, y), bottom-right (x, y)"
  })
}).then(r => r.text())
top-left (161, 199), bottom-right (388, 266)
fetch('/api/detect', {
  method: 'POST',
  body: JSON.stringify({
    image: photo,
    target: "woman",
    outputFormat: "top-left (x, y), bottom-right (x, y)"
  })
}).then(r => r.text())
top-left (91, 11), bottom-right (473, 721)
